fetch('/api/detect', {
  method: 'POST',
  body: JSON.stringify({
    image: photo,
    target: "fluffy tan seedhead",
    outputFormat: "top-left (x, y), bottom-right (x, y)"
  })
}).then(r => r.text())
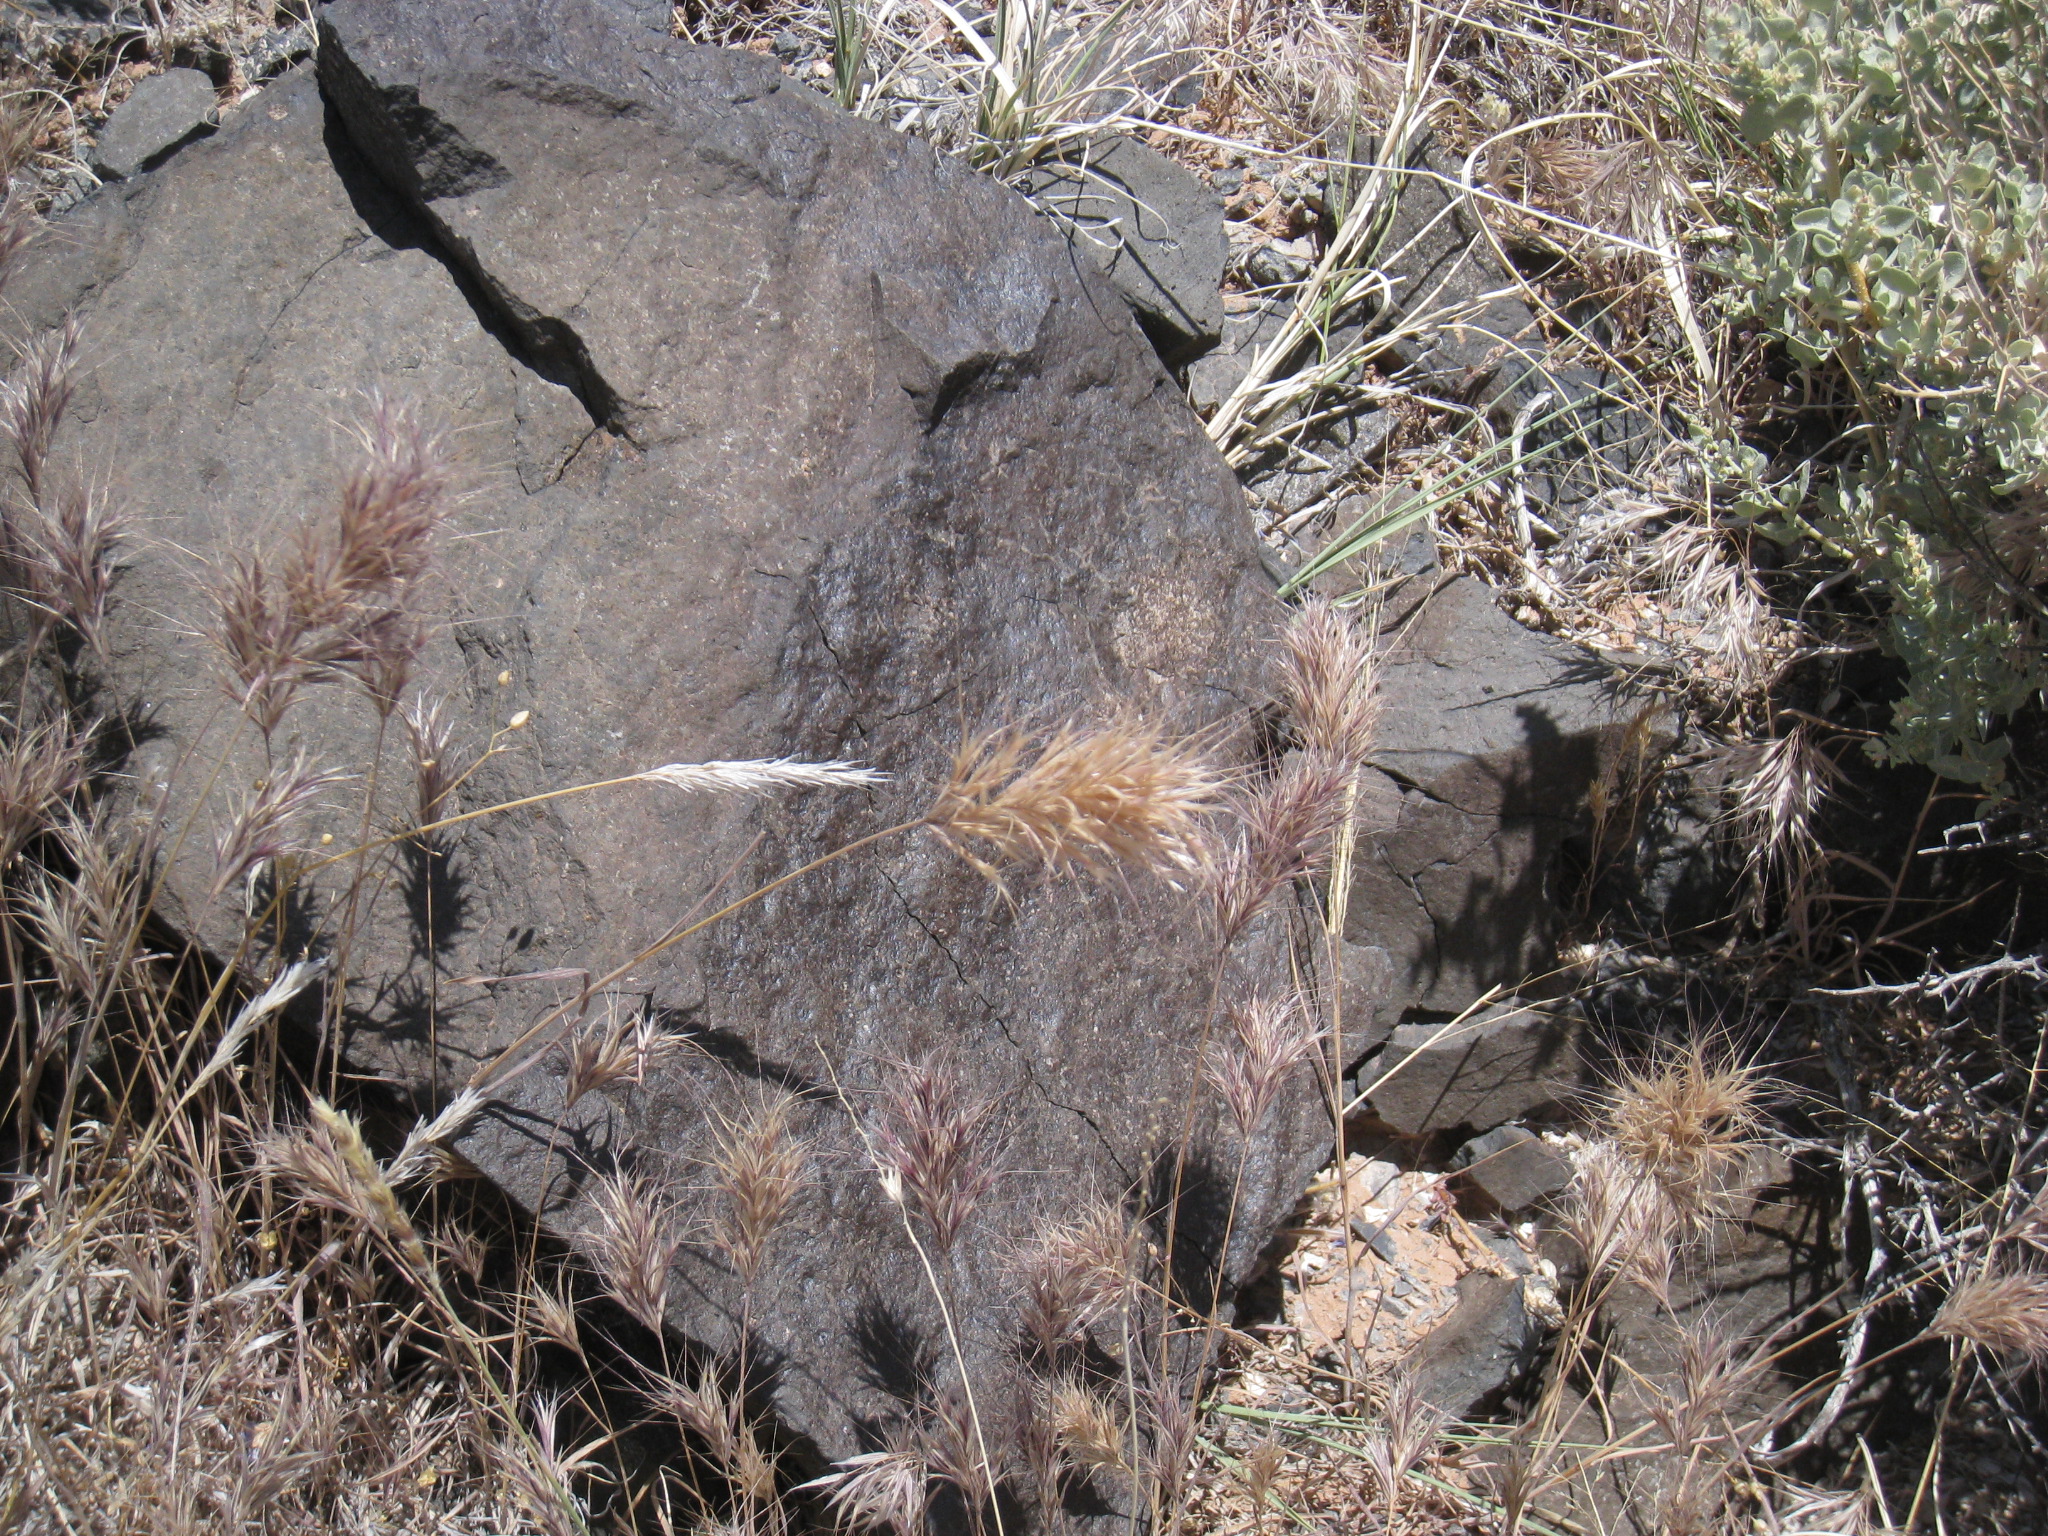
top-left (1276, 595), bottom-right (1380, 768)
top-left (1603, 1041), bottom-right (1767, 1228)
top-left (1933, 1268), bottom-right (2048, 1366)
top-left (924, 715), bottom-right (1223, 886)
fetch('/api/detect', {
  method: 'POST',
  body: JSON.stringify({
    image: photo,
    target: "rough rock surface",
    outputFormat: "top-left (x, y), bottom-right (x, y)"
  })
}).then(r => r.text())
top-left (13, 0), bottom-right (116, 20)
top-left (1186, 302), bottom-right (1282, 415)
top-left (1358, 1001), bottom-right (1581, 1137)
top-left (1023, 136), bottom-right (1228, 363)
top-left (1417, 1277), bottom-right (1540, 1417)
top-left (1409, 1271), bottom-right (1541, 1415)
top-left (91, 68), bottom-right (217, 180)
top-left (13, 0), bottom-right (1324, 1477)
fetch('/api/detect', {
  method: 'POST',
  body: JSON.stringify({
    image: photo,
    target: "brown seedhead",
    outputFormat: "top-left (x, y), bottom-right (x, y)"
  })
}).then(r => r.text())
top-left (871, 1054), bottom-right (1002, 1256)
top-left (0, 315), bottom-right (80, 504)
top-left (586, 1170), bottom-right (681, 1334)
top-left (1725, 724), bottom-right (1843, 905)
top-left (1276, 595), bottom-right (1380, 767)
top-left (1602, 1042), bottom-right (1766, 1229)
top-left (6, 477), bottom-right (128, 651)
top-left (209, 752), bottom-right (350, 899)
top-left (1015, 1196), bottom-right (1139, 1357)
top-left (648, 1372), bottom-right (777, 1501)
top-left (1244, 1436), bottom-right (1286, 1522)
top-left (1048, 1378), bottom-right (1128, 1475)
top-left (1209, 749), bottom-right (1349, 943)
top-left (800, 1433), bottom-right (930, 1536)
top-left (558, 1004), bottom-right (691, 1109)
top-left (524, 1271), bottom-right (584, 1359)
top-left (383, 1085), bottom-right (488, 1186)
top-left (258, 1098), bottom-right (432, 1276)
top-left (1563, 1137), bottom-right (1677, 1287)
top-left (922, 1381), bottom-right (996, 1507)
top-left (403, 690), bottom-right (459, 829)
top-left (1205, 993), bottom-right (1322, 1138)
top-left (710, 1086), bottom-right (810, 1289)
top-left (0, 714), bottom-right (92, 866)
top-left (209, 394), bottom-right (455, 731)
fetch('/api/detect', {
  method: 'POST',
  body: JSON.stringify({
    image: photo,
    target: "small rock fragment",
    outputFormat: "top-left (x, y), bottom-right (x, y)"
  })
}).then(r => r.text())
top-left (1239, 239), bottom-right (1313, 290)
top-left (1023, 136), bottom-right (1227, 363)
top-left (1359, 1000), bottom-right (1582, 1136)
top-left (1452, 1124), bottom-right (1573, 1212)
top-left (92, 69), bottom-right (217, 181)
top-left (1349, 1215), bottom-right (1400, 1264)
top-left (1186, 302), bottom-right (1285, 414)
top-left (1356, 1158), bottom-right (1401, 1204)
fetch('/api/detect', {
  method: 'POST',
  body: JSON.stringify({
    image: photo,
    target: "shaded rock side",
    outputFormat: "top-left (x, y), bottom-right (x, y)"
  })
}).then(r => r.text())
top-left (1359, 1001), bottom-right (1581, 1138)
top-left (1409, 1271), bottom-right (1542, 1417)
top-left (1345, 573), bottom-right (1673, 1032)
top-left (14, 0), bottom-right (1323, 1476)
top-left (1450, 1124), bottom-right (1573, 1212)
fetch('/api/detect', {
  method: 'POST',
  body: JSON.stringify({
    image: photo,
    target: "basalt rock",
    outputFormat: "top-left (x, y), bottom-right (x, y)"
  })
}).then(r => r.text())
top-left (12, 0), bottom-right (1323, 1482)
top-left (91, 67), bottom-right (216, 180)
top-left (1451, 1124), bottom-right (1574, 1213)
top-left (1023, 136), bottom-right (1228, 364)
top-left (1357, 1001), bottom-right (1582, 1138)
top-left (1346, 572), bottom-right (1673, 1040)
top-left (8, 0), bottom-right (1675, 1484)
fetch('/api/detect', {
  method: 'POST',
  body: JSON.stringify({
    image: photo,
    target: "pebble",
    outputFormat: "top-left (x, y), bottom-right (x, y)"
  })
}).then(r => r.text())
top-left (1359, 1159), bottom-right (1401, 1202)
top-left (1348, 1214), bottom-right (1399, 1264)
top-left (1241, 242), bottom-right (1312, 290)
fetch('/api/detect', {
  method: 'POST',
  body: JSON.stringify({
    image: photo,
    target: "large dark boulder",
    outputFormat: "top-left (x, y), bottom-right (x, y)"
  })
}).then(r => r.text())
top-left (11, 0), bottom-right (1323, 1477)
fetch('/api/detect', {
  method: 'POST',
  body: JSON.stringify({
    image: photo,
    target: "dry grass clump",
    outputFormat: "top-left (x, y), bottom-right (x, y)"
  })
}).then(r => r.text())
top-left (0, 1152), bottom-right (541, 1535)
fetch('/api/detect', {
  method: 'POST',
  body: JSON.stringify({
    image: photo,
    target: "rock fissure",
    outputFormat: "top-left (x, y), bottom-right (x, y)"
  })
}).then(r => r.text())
top-left (874, 869), bottom-right (1134, 1177)
top-left (317, 49), bottom-right (632, 436)
top-left (229, 230), bottom-right (371, 404)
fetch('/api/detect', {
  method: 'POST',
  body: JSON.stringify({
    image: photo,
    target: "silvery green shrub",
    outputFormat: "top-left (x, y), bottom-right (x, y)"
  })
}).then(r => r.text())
top-left (1708, 0), bottom-right (2046, 789)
